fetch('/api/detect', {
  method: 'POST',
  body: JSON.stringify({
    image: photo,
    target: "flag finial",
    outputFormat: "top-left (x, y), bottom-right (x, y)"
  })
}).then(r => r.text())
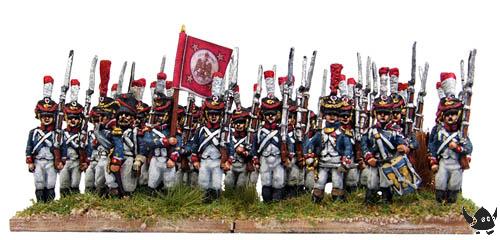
top-left (181, 24), bottom-right (186, 32)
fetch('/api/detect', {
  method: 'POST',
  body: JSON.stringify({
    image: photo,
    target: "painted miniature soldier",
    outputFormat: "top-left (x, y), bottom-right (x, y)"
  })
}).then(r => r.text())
top-left (93, 60), bottom-right (125, 197)
top-left (306, 95), bottom-right (354, 203)
top-left (251, 70), bottom-right (289, 202)
top-left (142, 89), bottom-right (181, 193)
top-left (304, 110), bottom-right (318, 193)
top-left (84, 106), bottom-right (100, 193)
top-left (343, 77), bottom-right (360, 194)
top-left (130, 78), bottom-right (151, 187)
top-left (428, 73), bottom-right (473, 204)
top-left (60, 79), bottom-right (87, 196)
top-left (26, 76), bottom-right (59, 202)
top-left (224, 107), bottom-right (252, 189)
top-left (282, 98), bottom-right (304, 198)
top-left (388, 68), bottom-right (419, 151)
top-left (113, 93), bottom-right (141, 195)
top-left (183, 72), bottom-right (226, 203)
top-left (361, 67), bottom-right (410, 204)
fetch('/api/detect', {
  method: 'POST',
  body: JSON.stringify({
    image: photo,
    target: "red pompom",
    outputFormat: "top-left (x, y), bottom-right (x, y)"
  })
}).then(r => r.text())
top-left (165, 80), bottom-right (173, 89)
top-left (398, 82), bottom-right (408, 91)
top-left (43, 75), bottom-right (54, 84)
top-left (440, 72), bottom-right (456, 81)
top-left (347, 77), bottom-right (356, 85)
top-left (436, 82), bottom-right (442, 89)
top-left (264, 70), bottom-right (274, 79)
top-left (379, 67), bottom-right (390, 76)
top-left (330, 63), bottom-right (343, 73)
top-left (389, 68), bottom-right (399, 77)
top-left (341, 75), bottom-right (346, 81)
top-left (212, 72), bottom-right (224, 79)
top-left (70, 79), bottom-right (80, 86)
top-left (278, 76), bottom-right (287, 86)
top-left (150, 81), bottom-right (157, 89)
top-left (157, 72), bottom-right (167, 80)
top-left (136, 78), bottom-right (146, 87)
top-left (111, 83), bottom-right (118, 91)
top-left (253, 83), bottom-right (258, 92)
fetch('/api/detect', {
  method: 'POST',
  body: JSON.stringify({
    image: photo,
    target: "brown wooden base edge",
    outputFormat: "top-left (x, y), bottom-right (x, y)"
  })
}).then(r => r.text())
top-left (10, 216), bottom-right (473, 234)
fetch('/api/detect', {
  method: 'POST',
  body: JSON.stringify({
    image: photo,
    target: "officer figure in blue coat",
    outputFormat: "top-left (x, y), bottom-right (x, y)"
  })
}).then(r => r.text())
top-left (306, 95), bottom-right (353, 203)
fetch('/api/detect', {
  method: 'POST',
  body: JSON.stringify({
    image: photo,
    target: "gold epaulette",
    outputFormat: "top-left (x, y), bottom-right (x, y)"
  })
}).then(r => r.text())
top-left (343, 129), bottom-right (353, 137)
top-left (112, 127), bottom-right (123, 136)
top-left (324, 127), bottom-right (335, 134)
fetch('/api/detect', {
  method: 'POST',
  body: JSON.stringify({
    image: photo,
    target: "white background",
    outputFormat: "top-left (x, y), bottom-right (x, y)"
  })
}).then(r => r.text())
top-left (0, 0), bottom-right (498, 239)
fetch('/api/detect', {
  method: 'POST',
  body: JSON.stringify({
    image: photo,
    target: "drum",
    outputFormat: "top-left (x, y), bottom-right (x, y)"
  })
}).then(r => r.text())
top-left (381, 155), bottom-right (422, 195)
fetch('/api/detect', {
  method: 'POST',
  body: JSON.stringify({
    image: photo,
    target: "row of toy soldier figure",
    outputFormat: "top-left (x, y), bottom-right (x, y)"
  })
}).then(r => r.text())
top-left (26, 45), bottom-right (476, 205)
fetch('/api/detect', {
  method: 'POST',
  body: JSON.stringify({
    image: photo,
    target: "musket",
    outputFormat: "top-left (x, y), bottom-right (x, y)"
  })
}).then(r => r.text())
top-left (295, 50), bottom-right (316, 167)
top-left (414, 62), bottom-right (429, 132)
top-left (127, 61), bottom-right (136, 93)
top-left (359, 56), bottom-right (372, 132)
top-left (370, 61), bottom-right (379, 126)
top-left (404, 42), bottom-right (417, 137)
top-left (116, 61), bottom-right (127, 96)
top-left (80, 55), bottom-right (98, 140)
top-left (245, 65), bottom-right (263, 149)
top-left (280, 47), bottom-right (294, 166)
top-left (219, 49), bottom-right (238, 169)
top-left (459, 59), bottom-right (466, 101)
top-left (53, 50), bottom-right (74, 170)
top-left (317, 69), bottom-right (328, 130)
top-left (459, 49), bottom-right (477, 170)
top-left (354, 52), bottom-right (364, 141)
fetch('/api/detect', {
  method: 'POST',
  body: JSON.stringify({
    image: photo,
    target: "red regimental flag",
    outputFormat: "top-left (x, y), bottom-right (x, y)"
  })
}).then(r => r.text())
top-left (172, 30), bottom-right (233, 97)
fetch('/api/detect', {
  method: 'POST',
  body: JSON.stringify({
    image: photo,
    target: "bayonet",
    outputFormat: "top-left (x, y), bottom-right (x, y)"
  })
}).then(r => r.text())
top-left (117, 61), bottom-right (127, 95)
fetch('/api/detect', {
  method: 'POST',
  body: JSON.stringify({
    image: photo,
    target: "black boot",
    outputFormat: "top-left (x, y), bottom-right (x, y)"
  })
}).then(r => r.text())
top-left (45, 188), bottom-right (56, 202)
top-left (97, 187), bottom-right (107, 197)
top-left (364, 189), bottom-right (378, 205)
top-left (71, 187), bottom-right (80, 194)
top-left (435, 190), bottom-right (446, 203)
top-left (312, 188), bottom-right (324, 203)
top-left (447, 190), bottom-right (459, 204)
top-left (346, 185), bottom-right (358, 193)
top-left (381, 187), bottom-right (393, 204)
top-left (202, 189), bottom-right (212, 203)
top-left (35, 189), bottom-right (45, 203)
top-left (213, 189), bottom-right (221, 201)
top-left (262, 186), bottom-right (273, 203)
top-left (60, 188), bottom-right (70, 197)
top-left (272, 188), bottom-right (284, 201)
top-left (85, 187), bottom-right (95, 194)
top-left (297, 185), bottom-right (306, 195)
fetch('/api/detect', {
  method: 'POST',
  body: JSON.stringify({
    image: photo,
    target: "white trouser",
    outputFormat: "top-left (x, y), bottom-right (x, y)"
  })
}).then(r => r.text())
top-left (59, 159), bottom-right (81, 189)
top-left (435, 160), bottom-right (463, 191)
top-left (198, 158), bottom-right (223, 190)
top-left (33, 159), bottom-right (57, 190)
top-left (148, 156), bottom-right (176, 189)
top-left (85, 161), bottom-right (98, 189)
top-left (314, 167), bottom-right (344, 190)
top-left (260, 157), bottom-right (285, 189)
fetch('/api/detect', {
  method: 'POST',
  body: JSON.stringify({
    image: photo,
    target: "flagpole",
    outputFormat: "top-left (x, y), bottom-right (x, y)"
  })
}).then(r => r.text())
top-left (170, 25), bottom-right (188, 138)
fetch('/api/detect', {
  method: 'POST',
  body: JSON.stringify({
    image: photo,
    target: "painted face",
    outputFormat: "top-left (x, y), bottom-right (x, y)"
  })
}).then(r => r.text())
top-left (66, 116), bottom-right (82, 128)
top-left (392, 110), bottom-right (402, 122)
top-left (264, 112), bottom-right (278, 124)
top-left (324, 113), bottom-right (337, 124)
top-left (40, 115), bottom-right (54, 126)
top-left (233, 120), bottom-right (246, 131)
top-left (207, 113), bottom-right (221, 124)
top-left (288, 114), bottom-right (297, 126)
top-left (376, 110), bottom-right (391, 123)
top-left (339, 113), bottom-right (351, 125)
top-left (118, 112), bottom-right (135, 128)
top-left (99, 114), bottom-right (111, 125)
top-left (444, 111), bottom-right (460, 125)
